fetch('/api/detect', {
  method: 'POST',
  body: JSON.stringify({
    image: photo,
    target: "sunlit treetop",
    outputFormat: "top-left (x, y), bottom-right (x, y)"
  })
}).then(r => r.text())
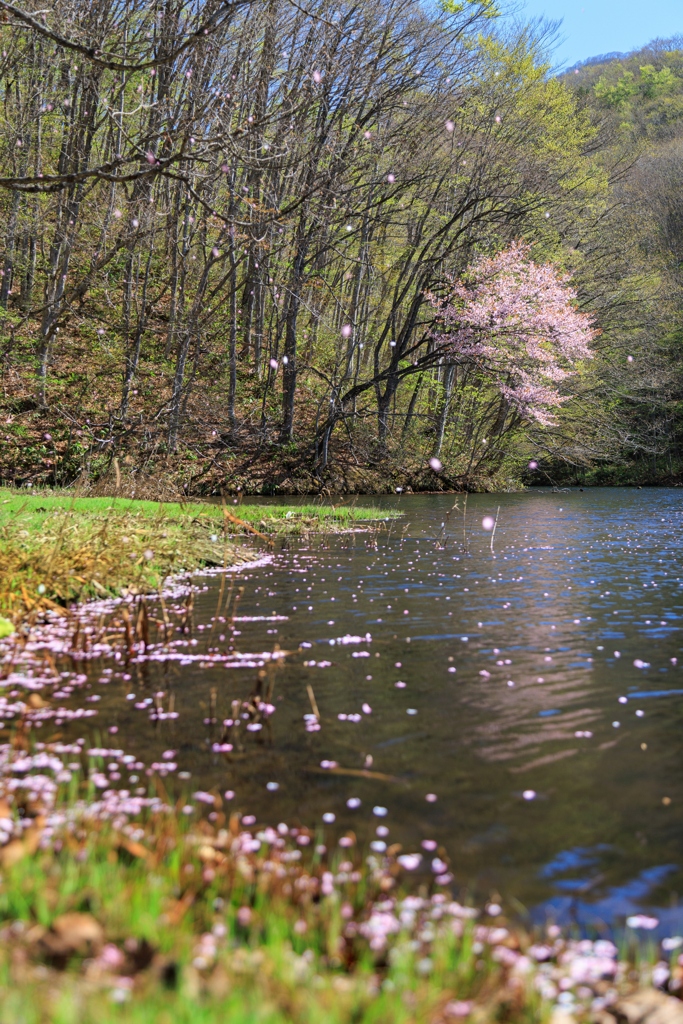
top-left (439, 0), bottom-right (500, 20)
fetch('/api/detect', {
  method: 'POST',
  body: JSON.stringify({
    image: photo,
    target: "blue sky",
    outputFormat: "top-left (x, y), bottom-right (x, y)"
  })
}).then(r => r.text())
top-left (515, 0), bottom-right (681, 69)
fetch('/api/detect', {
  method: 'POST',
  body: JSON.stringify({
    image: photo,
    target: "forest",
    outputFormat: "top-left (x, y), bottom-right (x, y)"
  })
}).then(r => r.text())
top-left (0, 0), bottom-right (681, 495)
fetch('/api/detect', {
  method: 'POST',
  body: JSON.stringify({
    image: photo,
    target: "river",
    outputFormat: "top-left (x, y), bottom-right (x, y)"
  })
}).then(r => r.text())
top-left (71, 488), bottom-right (683, 933)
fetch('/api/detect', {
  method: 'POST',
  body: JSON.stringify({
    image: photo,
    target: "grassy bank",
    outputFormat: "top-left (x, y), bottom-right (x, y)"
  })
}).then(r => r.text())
top-left (0, 489), bottom-right (398, 619)
top-left (0, 777), bottom-right (672, 1024)
top-left (0, 805), bottom-right (548, 1024)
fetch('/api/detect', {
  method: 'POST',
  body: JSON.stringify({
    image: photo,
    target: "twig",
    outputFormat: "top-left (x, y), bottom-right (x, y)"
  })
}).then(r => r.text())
top-left (490, 505), bottom-right (500, 556)
top-left (306, 683), bottom-right (320, 721)
top-left (221, 500), bottom-right (273, 546)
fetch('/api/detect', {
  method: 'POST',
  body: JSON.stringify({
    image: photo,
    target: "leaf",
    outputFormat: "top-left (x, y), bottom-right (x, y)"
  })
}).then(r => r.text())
top-left (163, 892), bottom-right (195, 926)
top-left (0, 617), bottom-right (13, 638)
top-left (118, 838), bottom-right (149, 860)
top-left (0, 839), bottom-right (27, 869)
top-left (0, 816), bottom-right (43, 867)
top-left (38, 912), bottom-right (104, 961)
top-left (221, 505), bottom-right (273, 546)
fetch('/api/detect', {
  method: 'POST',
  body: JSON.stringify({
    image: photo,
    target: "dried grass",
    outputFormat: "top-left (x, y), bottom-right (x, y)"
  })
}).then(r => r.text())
top-left (0, 500), bottom-right (247, 619)
top-left (0, 488), bottom-right (397, 618)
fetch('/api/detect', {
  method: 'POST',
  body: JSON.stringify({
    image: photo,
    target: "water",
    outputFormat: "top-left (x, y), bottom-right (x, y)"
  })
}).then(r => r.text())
top-left (74, 488), bottom-right (683, 932)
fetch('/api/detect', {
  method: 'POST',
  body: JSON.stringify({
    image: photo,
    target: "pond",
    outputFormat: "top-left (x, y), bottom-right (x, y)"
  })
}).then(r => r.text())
top-left (56, 488), bottom-right (683, 932)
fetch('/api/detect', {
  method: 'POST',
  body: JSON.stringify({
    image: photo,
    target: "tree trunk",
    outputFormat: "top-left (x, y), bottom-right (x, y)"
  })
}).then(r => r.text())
top-left (0, 192), bottom-right (21, 308)
top-left (227, 230), bottom-right (238, 436)
top-left (120, 243), bottom-right (153, 420)
top-left (433, 364), bottom-right (456, 458)
top-left (402, 377), bottom-right (422, 439)
top-left (280, 240), bottom-right (308, 442)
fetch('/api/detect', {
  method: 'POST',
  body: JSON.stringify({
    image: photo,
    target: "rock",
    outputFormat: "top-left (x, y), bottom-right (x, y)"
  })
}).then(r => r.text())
top-left (550, 1010), bottom-right (577, 1024)
top-left (610, 990), bottom-right (683, 1023)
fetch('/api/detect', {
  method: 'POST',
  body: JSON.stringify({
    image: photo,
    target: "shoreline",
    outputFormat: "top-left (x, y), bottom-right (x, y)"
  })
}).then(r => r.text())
top-left (0, 491), bottom-right (680, 1022)
top-left (0, 487), bottom-right (399, 622)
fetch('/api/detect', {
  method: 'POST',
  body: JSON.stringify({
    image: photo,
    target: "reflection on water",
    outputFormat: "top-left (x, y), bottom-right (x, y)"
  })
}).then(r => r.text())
top-left (67, 488), bottom-right (683, 929)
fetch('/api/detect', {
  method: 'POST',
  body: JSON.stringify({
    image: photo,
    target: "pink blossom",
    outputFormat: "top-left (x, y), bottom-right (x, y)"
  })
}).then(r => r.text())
top-left (444, 1001), bottom-right (473, 1018)
top-left (193, 790), bottom-right (215, 805)
top-left (568, 954), bottom-right (617, 983)
top-left (626, 914), bottom-right (659, 930)
top-left (237, 907), bottom-right (252, 926)
top-left (98, 943), bottom-right (125, 970)
top-left (398, 853), bottom-right (422, 870)
top-left (429, 242), bottom-right (596, 426)
top-left (359, 910), bottom-right (400, 950)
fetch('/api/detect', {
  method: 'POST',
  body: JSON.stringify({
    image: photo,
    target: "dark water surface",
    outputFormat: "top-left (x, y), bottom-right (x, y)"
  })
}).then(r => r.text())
top-left (81, 489), bottom-right (683, 931)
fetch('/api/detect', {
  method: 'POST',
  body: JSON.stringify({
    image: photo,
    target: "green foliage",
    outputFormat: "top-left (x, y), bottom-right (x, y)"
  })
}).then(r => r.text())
top-left (593, 64), bottom-right (679, 107)
top-left (594, 70), bottom-right (637, 107)
top-left (0, 785), bottom-right (553, 1024)
top-left (639, 64), bottom-right (678, 98)
top-left (440, 0), bottom-right (499, 18)
top-left (546, 40), bottom-right (683, 481)
top-left (0, 0), bottom-right (664, 492)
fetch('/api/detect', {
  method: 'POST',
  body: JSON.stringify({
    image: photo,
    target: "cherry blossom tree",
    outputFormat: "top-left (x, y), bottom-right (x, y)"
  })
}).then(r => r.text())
top-left (430, 242), bottom-right (597, 427)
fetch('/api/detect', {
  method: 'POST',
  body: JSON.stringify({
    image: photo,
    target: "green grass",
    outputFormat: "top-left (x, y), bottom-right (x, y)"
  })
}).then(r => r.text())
top-left (0, 488), bottom-right (398, 617)
top-left (0, 805), bottom-right (548, 1024)
top-left (0, 488), bottom-right (398, 531)
top-left (0, 785), bottom-right (662, 1024)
